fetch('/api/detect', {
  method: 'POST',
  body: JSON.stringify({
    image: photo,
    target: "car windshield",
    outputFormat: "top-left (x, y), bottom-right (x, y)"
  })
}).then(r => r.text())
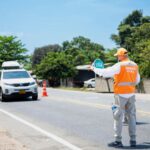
top-left (3, 71), bottom-right (30, 79)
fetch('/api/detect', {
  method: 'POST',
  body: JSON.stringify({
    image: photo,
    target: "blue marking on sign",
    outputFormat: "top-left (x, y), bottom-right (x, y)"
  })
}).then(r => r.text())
top-left (93, 59), bottom-right (104, 69)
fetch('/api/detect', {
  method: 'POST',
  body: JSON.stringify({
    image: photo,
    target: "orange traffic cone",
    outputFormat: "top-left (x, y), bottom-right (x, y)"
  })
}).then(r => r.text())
top-left (42, 81), bottom-right (48, 97)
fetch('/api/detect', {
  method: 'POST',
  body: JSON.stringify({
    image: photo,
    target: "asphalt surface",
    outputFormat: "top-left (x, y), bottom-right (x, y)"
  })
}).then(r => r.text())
top-left (0, 88), bottom-right (150, 150)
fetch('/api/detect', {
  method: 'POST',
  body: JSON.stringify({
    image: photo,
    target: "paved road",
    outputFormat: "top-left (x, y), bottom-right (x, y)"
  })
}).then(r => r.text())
top-left (0, 88), bottom-right (150, 150)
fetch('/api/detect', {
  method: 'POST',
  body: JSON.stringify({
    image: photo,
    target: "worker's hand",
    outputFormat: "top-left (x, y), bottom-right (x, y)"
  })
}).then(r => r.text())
top-left (87, 65), bottom-right (94, 71)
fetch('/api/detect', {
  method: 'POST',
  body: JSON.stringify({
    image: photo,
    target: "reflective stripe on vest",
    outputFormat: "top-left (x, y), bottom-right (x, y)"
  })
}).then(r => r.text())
top-left (118, 82), bottom-right (136, 86)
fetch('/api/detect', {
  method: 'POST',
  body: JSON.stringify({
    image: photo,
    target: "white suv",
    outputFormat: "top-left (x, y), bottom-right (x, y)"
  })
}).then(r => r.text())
top-left (0, 61), bottom-right (38, 101)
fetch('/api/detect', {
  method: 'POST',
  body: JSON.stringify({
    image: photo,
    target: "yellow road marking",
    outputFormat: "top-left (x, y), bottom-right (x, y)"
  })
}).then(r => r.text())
top-left (45, 96), bottom-right (150, 117)
top-left (138, 110), bottom-right (150, 116)
top-left (47, 96), bottom-right (110, 109)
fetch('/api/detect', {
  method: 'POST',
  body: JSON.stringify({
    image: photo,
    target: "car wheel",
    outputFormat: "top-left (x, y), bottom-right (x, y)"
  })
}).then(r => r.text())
top-left (0, 88), bottom-right (6, 102)
top-left (88, 84), bottom-right (92, 88)
top-left (32, 93), bottom-right (38, 100)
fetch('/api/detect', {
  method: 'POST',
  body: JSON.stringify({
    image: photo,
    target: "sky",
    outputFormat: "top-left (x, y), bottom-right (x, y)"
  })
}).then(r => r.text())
top-left (0, 0), bottom-right (150, 54)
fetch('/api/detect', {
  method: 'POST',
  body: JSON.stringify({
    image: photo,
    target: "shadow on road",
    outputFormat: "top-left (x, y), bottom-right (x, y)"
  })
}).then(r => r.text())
top-left (123, 122), bottom-right (149, 126)
top-left (122, 142), bottom-right (150, 149)
top-left (136, 122), bottom-right (150, 125)
top-left (2, 98), bottom-right (40, 103)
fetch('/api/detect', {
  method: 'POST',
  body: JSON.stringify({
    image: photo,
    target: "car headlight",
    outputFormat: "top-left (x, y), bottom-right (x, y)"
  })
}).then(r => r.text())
top-left (4, 83), bottom-right (14, 86)
top-left (29, 82), bottom-right (36, 85)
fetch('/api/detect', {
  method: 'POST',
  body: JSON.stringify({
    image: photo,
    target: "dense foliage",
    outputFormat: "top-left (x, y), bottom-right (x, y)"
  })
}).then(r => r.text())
top-left (111, 10), bottom-right (150, 77)
top-left (34, 36), bottom-right (105, 80)
top-left (0, 35), bottom-right (28, 65)
top-left (32, 44), bottom-right (62, 66)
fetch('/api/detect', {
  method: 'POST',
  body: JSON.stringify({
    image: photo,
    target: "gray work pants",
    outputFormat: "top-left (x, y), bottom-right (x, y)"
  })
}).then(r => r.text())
top-left (114, 95), bottom-right (136, 142)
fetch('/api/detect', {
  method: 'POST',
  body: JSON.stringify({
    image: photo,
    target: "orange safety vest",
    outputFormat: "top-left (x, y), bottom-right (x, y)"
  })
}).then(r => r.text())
top-left (114, 60), bottom-right (138, 94)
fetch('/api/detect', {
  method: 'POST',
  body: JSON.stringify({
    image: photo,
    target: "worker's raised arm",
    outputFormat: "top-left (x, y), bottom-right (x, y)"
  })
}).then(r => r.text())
top-left (93, 63), bottom-right (120, 78)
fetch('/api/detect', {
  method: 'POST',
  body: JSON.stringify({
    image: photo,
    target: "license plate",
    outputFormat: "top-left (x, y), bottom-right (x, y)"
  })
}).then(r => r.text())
top-left (19, 90), bottom-right (26, 94)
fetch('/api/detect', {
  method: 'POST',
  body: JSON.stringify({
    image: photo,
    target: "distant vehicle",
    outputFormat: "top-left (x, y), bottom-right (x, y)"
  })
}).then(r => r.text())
top-left (0, 61), bottom-right (38, 101)
top-left (84, 78), bottom-right (95, 88)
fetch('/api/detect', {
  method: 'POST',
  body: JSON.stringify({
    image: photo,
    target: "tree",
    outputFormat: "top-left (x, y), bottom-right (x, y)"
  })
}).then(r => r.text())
top-left (134, 40), bottom-right (150, 78)
top-left (0, 35), bottom-right (28, 65)
top-left (32, 44), bottom-right (62, 66)
top-left (111, 10), bottom-right (150, 77)
top-left (104, 48), bottom-right (117, 67)
top-left (121, 10), bottom-right (143, 27)
top-left (24, 55), bottom-right (32, 70)
top-left (35, 52), bottom-right (76, 79)
top-left (111, 10), bottom-right (150, 51)
top-left (33, 36), bottom-right (105, 85)
top-left (63, 36), bottom-right (105, 66)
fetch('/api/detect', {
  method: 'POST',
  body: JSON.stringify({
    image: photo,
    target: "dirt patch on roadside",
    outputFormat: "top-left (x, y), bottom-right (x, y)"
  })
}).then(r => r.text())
top-left (0, 128), bottom-right (29, 150)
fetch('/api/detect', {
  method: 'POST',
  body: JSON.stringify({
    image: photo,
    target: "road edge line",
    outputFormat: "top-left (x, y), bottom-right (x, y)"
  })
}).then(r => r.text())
top-left (0, 109), bottom-right (82, 150)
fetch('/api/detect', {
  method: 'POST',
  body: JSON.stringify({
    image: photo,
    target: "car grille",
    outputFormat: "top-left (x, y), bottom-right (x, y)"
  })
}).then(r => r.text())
top-left (12, 83), bottom-right (30, 87)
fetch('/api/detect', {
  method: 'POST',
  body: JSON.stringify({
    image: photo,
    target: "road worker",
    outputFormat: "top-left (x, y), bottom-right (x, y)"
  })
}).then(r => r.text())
top-left (89, 48), bottom-right (140, 148)
top-left (122, 106), bottom-right (128, 124)
top-left (123, 106), bottom-right (137, 125)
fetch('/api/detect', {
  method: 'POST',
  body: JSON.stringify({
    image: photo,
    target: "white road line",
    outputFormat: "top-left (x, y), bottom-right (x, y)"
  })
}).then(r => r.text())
top-left (0, 109), bottom-right (82, 150)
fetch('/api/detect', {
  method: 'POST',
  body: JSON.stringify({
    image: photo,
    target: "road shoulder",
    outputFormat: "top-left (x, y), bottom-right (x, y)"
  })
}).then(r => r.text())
top-left (0, 128), bottom-right (28, 150)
